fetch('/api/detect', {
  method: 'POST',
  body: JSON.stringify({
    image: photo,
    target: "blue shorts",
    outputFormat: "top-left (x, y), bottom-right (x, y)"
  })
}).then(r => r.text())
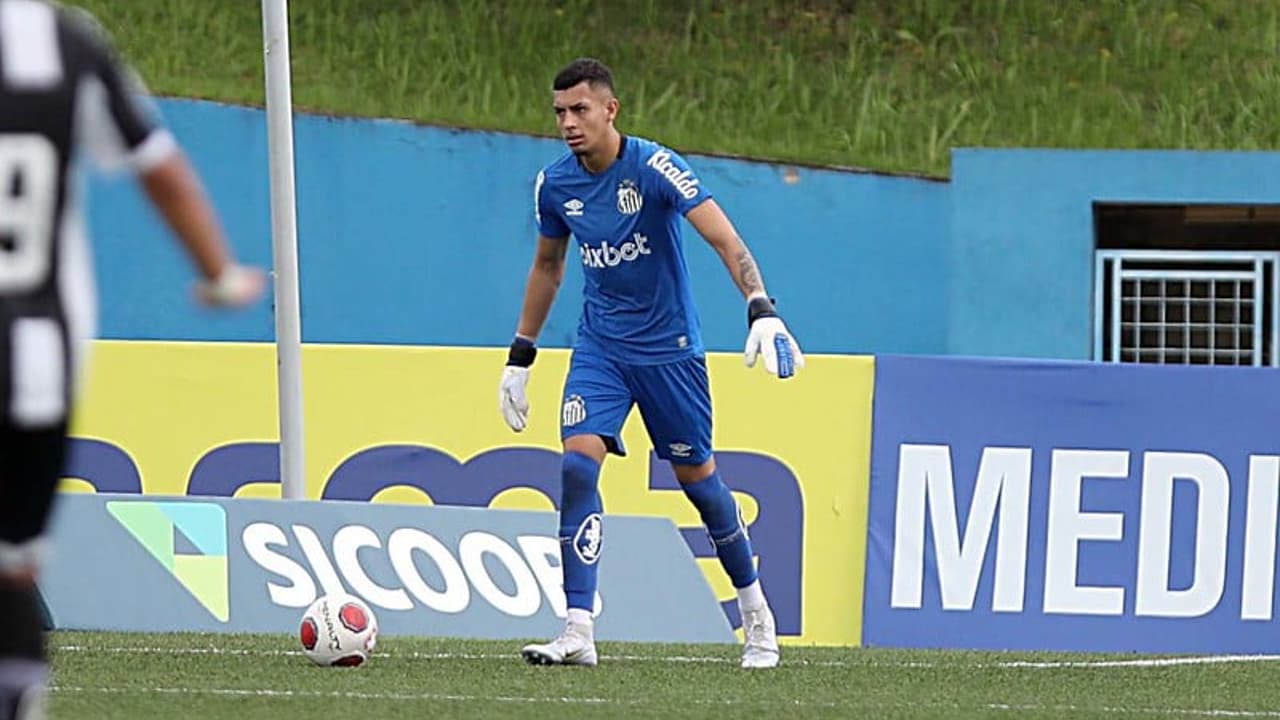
top-left (559, 350), bottom-right (712, 465)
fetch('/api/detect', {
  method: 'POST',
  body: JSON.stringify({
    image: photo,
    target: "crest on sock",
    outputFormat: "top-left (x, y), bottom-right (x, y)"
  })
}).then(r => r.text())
top-left (574, 513), bottom-right (603, 565)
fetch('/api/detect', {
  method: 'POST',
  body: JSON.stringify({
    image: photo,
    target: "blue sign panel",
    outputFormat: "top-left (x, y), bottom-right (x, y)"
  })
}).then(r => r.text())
top-left (864, 355), bottom-right (1280, 653)
top-left (41, 494), bottom-right (734, 644)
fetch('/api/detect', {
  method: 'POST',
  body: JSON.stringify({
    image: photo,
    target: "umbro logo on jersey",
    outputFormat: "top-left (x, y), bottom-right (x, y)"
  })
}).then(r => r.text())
top-left (646, 150), bottom-right (700, 200)
top-left (580, 233), bottom-right (651, 269)
top-left (564, 198), bottom-right (585, 216)
top-left (616, 179), bottom-right (643, 215)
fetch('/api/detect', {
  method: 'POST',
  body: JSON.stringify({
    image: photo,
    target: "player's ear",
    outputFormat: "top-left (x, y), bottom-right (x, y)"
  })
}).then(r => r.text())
top-left (606, 97), bottom-right (619, 122)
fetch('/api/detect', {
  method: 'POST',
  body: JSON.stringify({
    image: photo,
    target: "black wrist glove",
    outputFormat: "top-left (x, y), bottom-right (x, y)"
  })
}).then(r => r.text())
top-left (507, 336), bottom-right (537, 368)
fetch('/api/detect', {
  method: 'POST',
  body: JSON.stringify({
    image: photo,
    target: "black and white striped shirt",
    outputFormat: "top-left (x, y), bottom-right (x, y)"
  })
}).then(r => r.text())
top-left (0, 0), bottom-right (174, 427)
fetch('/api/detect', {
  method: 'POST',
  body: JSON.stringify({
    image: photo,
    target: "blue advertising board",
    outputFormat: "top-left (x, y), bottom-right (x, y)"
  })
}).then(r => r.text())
top-left (864, 355), bottom-right (1280, 653)
top-left (40, 494), bottom-right (735, 644)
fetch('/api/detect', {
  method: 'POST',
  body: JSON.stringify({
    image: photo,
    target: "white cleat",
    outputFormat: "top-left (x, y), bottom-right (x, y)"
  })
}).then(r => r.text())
top-left (741, 605), bottom-right (780, 669)
top-left (521, 622), bottom-right (598, 667)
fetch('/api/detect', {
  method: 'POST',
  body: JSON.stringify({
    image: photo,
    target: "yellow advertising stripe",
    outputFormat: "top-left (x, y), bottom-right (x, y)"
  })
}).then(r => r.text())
top-left (67, 340), bottom-right (873, 646)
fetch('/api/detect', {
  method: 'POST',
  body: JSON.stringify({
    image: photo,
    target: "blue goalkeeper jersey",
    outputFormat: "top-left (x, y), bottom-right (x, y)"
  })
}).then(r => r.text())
top-left (534, 135), bottom-right (711, 364)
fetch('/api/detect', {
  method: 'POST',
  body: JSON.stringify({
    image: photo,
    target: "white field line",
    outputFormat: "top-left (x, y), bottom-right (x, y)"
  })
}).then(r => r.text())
top-left (49, 644), bottom-right (1280, 670)
top-left (46, 685), bottom-right (1280, 716)
top-left (997, 655), bottom-right (1280, 669)
top-left (985, 703), bottom-right (1280, 718)
top-left (49, 685), bottom-right (615, 705)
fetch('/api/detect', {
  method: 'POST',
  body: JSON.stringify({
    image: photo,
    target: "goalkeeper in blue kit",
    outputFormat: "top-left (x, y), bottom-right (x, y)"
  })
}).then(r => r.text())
top-left (498, 58), bottom-right (803, 669)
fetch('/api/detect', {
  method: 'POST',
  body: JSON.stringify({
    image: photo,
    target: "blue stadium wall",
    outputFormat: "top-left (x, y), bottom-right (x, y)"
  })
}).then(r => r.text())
top-left (87, 99), bottom-right (1280, 357)
top-left (948, 148), bottom-right (1280, 359)
top-left (90, 98), bottom-right (947, 354)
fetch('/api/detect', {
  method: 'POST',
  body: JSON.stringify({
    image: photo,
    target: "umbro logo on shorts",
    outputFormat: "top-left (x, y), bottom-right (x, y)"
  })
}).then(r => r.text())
top-left (562, 394), bottom-right (587, 427)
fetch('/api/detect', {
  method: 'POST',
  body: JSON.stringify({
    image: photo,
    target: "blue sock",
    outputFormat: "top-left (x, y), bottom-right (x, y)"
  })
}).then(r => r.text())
top-left (559, 451), bottom-right (603, 612)
top-left (682, 471), bottom-right (758, 588)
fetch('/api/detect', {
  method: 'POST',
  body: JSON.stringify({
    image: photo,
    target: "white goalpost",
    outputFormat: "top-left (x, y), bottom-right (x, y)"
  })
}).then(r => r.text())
top-left (260, 0), bottom-right (306, 500)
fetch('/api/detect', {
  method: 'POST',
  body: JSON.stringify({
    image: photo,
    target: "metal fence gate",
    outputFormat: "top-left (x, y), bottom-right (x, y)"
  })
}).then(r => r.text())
top-left (1093, 250), bottom-right (1280, 366)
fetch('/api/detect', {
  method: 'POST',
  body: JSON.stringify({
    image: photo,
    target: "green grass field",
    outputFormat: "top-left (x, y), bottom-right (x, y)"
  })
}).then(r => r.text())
top-left (47, 630), bottom-right (1280, 719)
top-left (73, 0), bottom-right (1280, 176)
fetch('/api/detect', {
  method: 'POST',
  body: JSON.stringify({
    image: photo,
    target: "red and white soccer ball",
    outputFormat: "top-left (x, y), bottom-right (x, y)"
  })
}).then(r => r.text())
top-left (298, 594), bottom-right (379, 667)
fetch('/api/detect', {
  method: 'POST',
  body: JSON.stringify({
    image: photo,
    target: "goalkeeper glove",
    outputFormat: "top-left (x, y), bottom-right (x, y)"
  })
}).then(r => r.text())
top-left (195, 264), bottom-right (266, 308)
top-left (744, 296), bottom-right (805, 379)
top-left (499, 336), bottom-right (536, 432)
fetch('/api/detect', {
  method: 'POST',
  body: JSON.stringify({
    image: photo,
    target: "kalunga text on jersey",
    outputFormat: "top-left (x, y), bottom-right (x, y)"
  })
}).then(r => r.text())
top-left (646, 150), bottom-right (700, 200)
top-left (580, 233), bottom-right (651, 269)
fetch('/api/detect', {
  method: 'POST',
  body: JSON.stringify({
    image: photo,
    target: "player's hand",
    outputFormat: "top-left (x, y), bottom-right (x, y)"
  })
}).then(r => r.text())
top-left (195, 264), bottom-right (267, 308)
top-left (744, 296), bottom-right (805, 379)
top-left (499, 336), bottom-right (537, 431)
top-left (499, 366), bottom-right (531, 431)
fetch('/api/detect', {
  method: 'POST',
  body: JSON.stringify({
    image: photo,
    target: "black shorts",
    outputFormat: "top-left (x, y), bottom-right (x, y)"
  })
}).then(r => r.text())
top-left (0, 423), bottom-right (68, 547)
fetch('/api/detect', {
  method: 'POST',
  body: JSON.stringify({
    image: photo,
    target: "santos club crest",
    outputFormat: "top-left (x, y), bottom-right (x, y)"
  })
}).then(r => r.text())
top-left (617, 179), bottom-right (643, 215)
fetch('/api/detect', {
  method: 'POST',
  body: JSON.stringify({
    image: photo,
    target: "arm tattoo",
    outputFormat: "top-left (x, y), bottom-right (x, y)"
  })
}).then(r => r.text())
top-left (734, 247), bottom-right (764, 297)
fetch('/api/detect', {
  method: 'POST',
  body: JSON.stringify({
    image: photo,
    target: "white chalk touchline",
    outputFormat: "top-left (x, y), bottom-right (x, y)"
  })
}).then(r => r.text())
top-left (46, 685), bottom-right (1280, 716)
top-left (50, 644), bottom-right (1280, 670)
top-left (986, 703), bottom-right (1280, 718)
top-left (49, 685), bottom-right (614, 705)
top-left (998, 655), bottom-right (1280, 669)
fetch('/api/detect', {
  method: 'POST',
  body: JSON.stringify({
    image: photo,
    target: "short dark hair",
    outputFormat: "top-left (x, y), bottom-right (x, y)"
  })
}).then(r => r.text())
top-left (553, 58), bottom-right (615, 94)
